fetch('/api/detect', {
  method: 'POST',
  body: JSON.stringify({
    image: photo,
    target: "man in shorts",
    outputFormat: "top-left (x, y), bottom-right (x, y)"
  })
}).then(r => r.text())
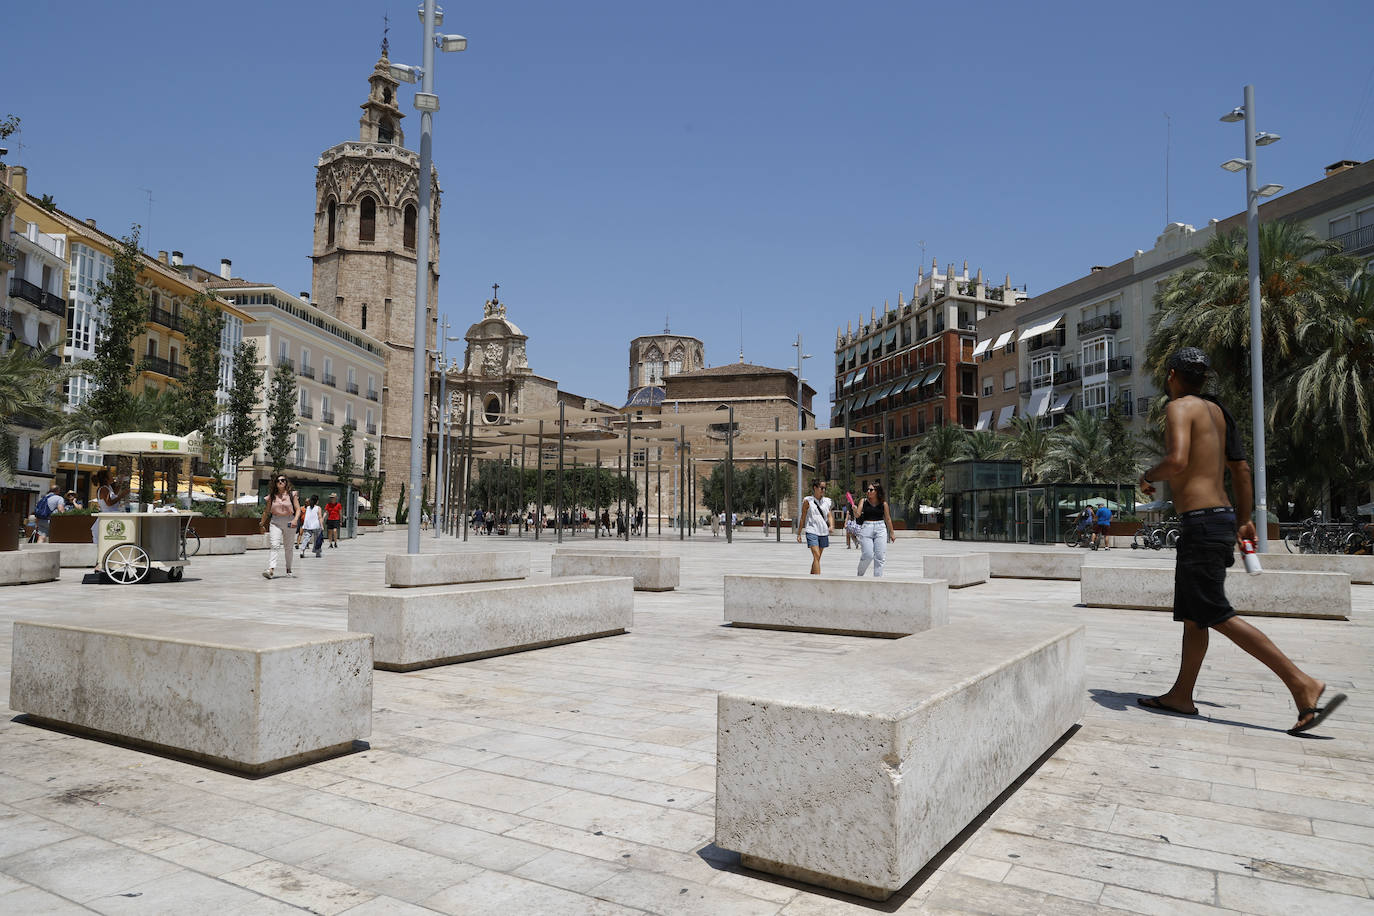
top-left (1093, 501), bottom-right (1112, 549)
top-left (1137, 348), bottom-right (1345, 735)
top-left (324, 493), bottom-right (343, 548)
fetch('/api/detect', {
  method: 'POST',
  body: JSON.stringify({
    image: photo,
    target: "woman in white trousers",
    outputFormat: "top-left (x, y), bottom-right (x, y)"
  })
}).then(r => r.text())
top-left (855, 482), bottom-right (896, 577)
top-left (259, 474), bottom-right (299, 579)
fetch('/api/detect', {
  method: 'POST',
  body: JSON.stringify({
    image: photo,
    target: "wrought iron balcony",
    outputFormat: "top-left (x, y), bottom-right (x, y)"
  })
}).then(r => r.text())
top-left (1026, 328), bottom-right (1066, 353)
top-left (9, 277), bottom-right (65, 316)
top-left (1331, 223), bottom-right (1374, 255)
top-left (1076, 312), bottom-right (1122, 335)
top-left (148, 306), bottom-right (185, 333)
top-left (346, 381), bottom-right (359, 395)
top-left (344, 419), bottom-right (358, 431)
top-left (1107, 355), bottom-right (1132, 374)
top-left (299, 365), bottom-right (316, 379)
top-left (1052, 366), bottom-right (1080, 385)
top-left (278, 356), bottom-right (295, 371)
top-left (140, 355), bottom-right (188, 379)
top-left (1138, 395), bottom-right (1156, 416)
top-left (366, 389), bottom-right (379, 402)
top-left (366, 422), bottom-right (377, 435)
top-left (300, 405), bottom-right (314, 419)
top-left (322, 373), bottom-right (337, 388)
top-left (0, 241), bottom-right (17, 269)
top-left (321, 410), bottom-right (335, 425)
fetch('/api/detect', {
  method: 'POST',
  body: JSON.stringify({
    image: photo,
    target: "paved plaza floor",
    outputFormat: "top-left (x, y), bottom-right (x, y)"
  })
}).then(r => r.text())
top-left (1, 529), bottom-right (1370, 914)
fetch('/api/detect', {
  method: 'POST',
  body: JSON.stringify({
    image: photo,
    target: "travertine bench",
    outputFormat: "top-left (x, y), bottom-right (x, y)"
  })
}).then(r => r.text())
top-left (348, 575), bottom-right (633, 670)
top-left (1254, 552), bottom-right (1374, 585)
top-left (551, 549), bottom-right (679, 591)
top-left (716, 620), bottom-right (1084, 900)
top-left (10, 614), bottom-right (372, 775)
top-left (20, 541), bottom-right (95, 569)
top-left (1080, 565), bottom-right (1350, 620)
top-left (921, 552), bottom-right (989, 588)
top-left (2, 547), bottom-right (61, 585)
top-left (723, 574), bottom-right (947, 637)
top-left (989, 549), bottom-right (1085, 581)
top-left (385, 549), bottom-right (529, 587)
top-left (203, 535), bottom-right (248, 555)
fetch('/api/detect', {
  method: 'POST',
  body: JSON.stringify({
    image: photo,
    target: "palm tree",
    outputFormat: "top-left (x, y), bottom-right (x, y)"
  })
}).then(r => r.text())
top-left (1040, 412), bottom-right (1113, 483)
top-left (997, 416), bottom-right (1052, 483)
top-left (894, 423), bottom-right (967, 515)
top-left (47, 386), bottom-right (179, 501)
top-left (0, 344), bottom-right (68, 480)
top-left (961, 429), bottom-right (1002, 461)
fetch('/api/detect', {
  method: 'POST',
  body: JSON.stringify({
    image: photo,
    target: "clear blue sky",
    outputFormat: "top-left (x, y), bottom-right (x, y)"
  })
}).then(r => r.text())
top-left (8, 1), bottom-right (1373, 417)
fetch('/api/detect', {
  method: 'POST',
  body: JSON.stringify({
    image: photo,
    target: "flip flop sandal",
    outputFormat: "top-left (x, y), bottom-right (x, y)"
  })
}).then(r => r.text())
top-left (1289, 691), bottom-right (1348, 735)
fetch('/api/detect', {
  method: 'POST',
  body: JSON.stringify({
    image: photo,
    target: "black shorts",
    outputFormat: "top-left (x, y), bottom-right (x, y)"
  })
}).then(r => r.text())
top-left (327, 519), bottom-right (340, 530)
top-left (1173, 508), bottom-right (1237, 628)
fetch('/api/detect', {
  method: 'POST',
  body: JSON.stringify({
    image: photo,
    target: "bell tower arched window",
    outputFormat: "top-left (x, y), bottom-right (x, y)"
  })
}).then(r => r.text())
top-left (378, 117), bottom-right (395, 144)
top-left (403, 204), bottom-right (417, 250)
top-left (359, 196), bottom-right (376, 242)
top-left (326, 198), bottom-right (337, 247)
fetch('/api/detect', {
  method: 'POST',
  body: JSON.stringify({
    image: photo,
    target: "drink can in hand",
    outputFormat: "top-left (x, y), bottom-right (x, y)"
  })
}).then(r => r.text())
top-left (1241, 539), bottom-right (1262, 575)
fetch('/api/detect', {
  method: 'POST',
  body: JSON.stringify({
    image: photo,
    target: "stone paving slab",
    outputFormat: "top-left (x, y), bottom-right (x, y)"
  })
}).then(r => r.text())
top-left (0, 530), bottom-right (1369, 914)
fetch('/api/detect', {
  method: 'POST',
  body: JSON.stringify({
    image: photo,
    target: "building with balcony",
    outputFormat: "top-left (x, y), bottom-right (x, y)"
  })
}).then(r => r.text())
top-left (209, 279), bottom-right (386, 495)
top-left (824, 259), bottom-right (1028, 492)
top-left (973, 157), bottom-right (1374, 433)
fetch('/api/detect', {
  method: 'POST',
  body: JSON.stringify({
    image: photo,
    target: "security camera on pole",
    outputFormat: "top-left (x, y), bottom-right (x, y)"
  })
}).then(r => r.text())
top-left (398, 1), bottom-right (466, 554)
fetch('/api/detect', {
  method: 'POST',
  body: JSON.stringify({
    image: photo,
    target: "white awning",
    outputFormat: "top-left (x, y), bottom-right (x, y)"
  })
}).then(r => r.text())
top-left (993, 330), bottom-right (1015, 350)
top-left (975, 410), bottom-right (993, 431)
top-left (1049, 392), bottom-right (1074, 414)
top-left (971, 338), bottom-right (992, 358)
top-left (997, 405), bottom-right (1017, 429)
top-left (1017, 313), bottom-right (1065, 342)
top-left (883, 328), bottom-right (897, 346)
top-left (1028, 389), bottom-right (1052, 417)
top-left (853, 367), bottom-right (867, 384)
top-left (925, 366), bottom-right (943, 385)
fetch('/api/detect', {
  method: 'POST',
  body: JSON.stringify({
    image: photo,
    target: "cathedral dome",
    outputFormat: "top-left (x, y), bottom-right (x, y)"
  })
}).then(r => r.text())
top-left (624, 386), bottom-right (666, 408)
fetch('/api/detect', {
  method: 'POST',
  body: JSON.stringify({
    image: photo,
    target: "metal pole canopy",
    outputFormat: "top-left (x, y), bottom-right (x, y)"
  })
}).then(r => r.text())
top-left (793, 333), bottom-right (809, 526)
top-left (433, 319), bottom-right (448, 539)
top-left (461, 407), bottom-right (474, 541)
top-left (679, 426), bottom-right (687, 540)
top-left (624, 416), bottom-right (632, 541)
top-left (594, 448), bottom-right (601, 538)
top-left (1243, 84), bottom-right (1270, 553)
top-left (536, 420), bottom-right (544, 540)
top-left (407, 1), bottom-right (439, 555)
top-left (724, 406), bottom-right (734, 544)
top-left (518, 434), bottom-right (526, 537)
top-left (775, 416), bottom-right (782, 542)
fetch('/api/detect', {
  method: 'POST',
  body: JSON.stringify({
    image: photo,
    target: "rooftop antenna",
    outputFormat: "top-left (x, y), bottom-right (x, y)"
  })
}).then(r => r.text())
top-left (1164, 112), bottom-right (1172, 226)
top-left (138, 187), bottom-right (154, 252)
top-left (738, 309), bottom-right (744, 363)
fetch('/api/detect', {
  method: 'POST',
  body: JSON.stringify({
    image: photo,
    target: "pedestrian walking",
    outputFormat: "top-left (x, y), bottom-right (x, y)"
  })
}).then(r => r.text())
top-left (1136, 348), bottom-right (1346, 734)
top-left (710, 511), bottom-right (720, 538)
top-left (1093, 501), bottom-right (1113, 550)
top-left (259, 475), bottom-right (299, 579)
top-left (32, 484), bottom-right (65, 543)
top-left (324, 493), bottom-right (343, 547)
top-left (796, 479), bottom-right (833, 575)
top-left (300, 495), bottom-right (325, 557)
top-left (854, 482), bottom-right (895, 577)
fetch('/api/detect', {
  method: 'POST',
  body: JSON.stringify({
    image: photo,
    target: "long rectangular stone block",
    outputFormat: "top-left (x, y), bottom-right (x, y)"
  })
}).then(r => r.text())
top-left (921, 552), bottom-right (989, 588)
top-left (551, 550), bottom-right (679, 591)
top-left (716, 620), bottom-right (1085, 900)
top-left (988, 549), bottom-right (1085, 581)
top-left (203, 535), bottom-right (248, 555)
top-left (723, 574), bottom-right (947, 637)
top-left (1254, 551), bottom-right (1374, 585)
top-left (348, 575), bottom-right (633, 671)
top-left (20, 541), bottom-right (97, 569)
top-left (1, 547), bottom-right (61, 585)
top-left (9, 614), bottom-right (372, 774)
top-left (385, 549), bottom-right (529, 587)
top-left (1081, 565), bottom-right (1350, 619)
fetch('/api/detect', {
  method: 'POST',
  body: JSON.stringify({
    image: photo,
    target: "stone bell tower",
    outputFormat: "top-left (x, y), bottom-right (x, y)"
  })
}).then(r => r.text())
top-left (311, 46), bottom-right (440, 509)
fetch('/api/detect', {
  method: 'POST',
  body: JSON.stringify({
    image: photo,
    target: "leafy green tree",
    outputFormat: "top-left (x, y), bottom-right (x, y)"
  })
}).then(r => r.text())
top-left (1039, 411), bottom-right (1113, 483)
top-left (264, 363), bottom-right (297, 475)
top-left (961, 429), bottom-right (1002, 461)
top-left (333, 423), bottom-right (355, 492)
top-left (361, 441), bottom-right (378, 514)
top-left (223, 341), bottom-right (260, 496)
top-left (0, 344), bottom-right (68, 479)
top-left (168, 293), bottom-right (225, 437)
top-left (997, 416), bottom-right (1052, 483)
top-left (87, 229), bottom-right (148, 421)
top-left (894, 424), bottom-right (967, 515)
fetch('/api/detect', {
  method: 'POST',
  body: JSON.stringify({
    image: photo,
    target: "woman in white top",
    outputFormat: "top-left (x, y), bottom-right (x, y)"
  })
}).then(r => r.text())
top-left (90, 468), bottom-right (128, 548)
top-left (299, 495), bottom-right (325, 558)
top-left (795, 479), bottom-right (833, 575)
top-left (259, 475), bottom-right (299, 579)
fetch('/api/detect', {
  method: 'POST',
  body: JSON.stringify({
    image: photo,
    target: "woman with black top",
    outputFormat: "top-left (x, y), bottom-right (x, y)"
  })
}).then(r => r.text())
top-left (855, 482), bottom-right (896, 577)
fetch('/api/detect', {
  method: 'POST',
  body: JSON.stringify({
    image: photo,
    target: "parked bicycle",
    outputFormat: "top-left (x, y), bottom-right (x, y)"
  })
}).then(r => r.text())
top-left (1283, 511), bottom-right (1373, 555)
top-left (180, 523), bottom-right (200, 560)
top-left (1131, 518), bottom-right (1179, 550)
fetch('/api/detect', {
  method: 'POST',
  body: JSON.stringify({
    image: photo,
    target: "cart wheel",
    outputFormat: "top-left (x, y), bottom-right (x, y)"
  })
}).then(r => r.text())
top-left (103, 544), bottom-right (150, 584)
top-left (166, 566), bottom-right (184, 582)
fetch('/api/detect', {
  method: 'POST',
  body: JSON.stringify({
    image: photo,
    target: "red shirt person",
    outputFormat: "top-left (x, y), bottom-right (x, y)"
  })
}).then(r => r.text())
top-left (324, 493), bottom-right (344, 547)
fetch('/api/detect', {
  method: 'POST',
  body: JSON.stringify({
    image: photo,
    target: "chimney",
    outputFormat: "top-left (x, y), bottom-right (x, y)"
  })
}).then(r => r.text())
top-left (171, 251), bottom-right (183, 267)
top-left (9, 165), bottom-right (26, 195)
top-left (85, 218), bottom-right (97, 228)
top-left (1090, 265), bottom-right (1107, 273)
top-left (299, 292), bottom-right (311, 304)
top-left (1324, 159), bottom-right (1359, 177)
top-left (219, 258), bottom-right (232, 280)
top-left (157, 250), bottom-right (169, 264)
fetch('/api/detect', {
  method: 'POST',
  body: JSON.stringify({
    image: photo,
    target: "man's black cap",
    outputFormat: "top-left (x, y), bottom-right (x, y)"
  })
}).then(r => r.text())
top-left (1166, 347), bottom-right (1210, 375)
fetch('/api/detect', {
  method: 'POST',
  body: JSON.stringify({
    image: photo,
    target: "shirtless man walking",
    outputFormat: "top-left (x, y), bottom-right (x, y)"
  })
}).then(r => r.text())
top-left (1137, 348), bottom-right (1345, 735)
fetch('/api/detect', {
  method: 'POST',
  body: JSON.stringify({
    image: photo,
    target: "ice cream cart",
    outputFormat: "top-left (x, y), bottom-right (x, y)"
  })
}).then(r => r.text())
top-left (92, 431), bottom-right (205, 584)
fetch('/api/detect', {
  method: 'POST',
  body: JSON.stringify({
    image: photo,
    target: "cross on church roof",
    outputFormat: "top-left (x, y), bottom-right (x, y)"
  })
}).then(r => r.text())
top-left (381, 13), bottom-right (390, 57)
top-left (491, 282), bottom-right (500, 302)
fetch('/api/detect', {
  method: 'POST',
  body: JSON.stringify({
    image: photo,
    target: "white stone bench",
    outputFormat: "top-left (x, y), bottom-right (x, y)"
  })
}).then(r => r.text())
top-left (348, 575), bottom-right (633, 671)
top-left (244, 533), bottom-right (269, 550)
top-left (551, 549), bottom-right (679, 591)
top-left (9, 614), bottom-right (372, 775)
top-left (385, 549), bottom-right (529, 587)
top-left (1, 547), bottom-right (61, 585)
top-left (989, 549), bottom-right (1085, 581)
top-left (716, 619), bottom-right (1085, 900)
top-left (1255, 552), bottom-right (1374, 585)
top-left (1081, 565), bottom-right (1350, 620)
top-left (921, 552), bottom-right (989, 588)
top-left (203, 535), bottom-right (248, 555)
top-left (723, 574), bottom-right (947, 638)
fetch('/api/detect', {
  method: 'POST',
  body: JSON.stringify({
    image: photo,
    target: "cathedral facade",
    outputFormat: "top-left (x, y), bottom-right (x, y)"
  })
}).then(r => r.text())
top-left (311, 50), bottom-right (439, 507)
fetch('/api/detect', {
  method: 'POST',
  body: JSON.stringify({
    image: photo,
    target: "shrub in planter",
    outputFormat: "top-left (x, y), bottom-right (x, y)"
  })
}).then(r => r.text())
top-left (0, 511), bottom-right (21, 551)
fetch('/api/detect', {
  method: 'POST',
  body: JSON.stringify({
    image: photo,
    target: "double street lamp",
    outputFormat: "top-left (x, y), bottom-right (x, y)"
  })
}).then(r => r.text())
top-left (399, 1), bottom-right (467, 554)
top-left (1219, 85), bottom-right (1282, 553)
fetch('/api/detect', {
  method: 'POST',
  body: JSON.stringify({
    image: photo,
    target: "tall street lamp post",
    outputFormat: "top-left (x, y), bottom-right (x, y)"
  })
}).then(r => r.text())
top-left (398, 0), bottom-right (466, 554)
top-left (792, 334), bottom-right (811, 517)
top-left (1220, 85), bottom-right (1282, 552)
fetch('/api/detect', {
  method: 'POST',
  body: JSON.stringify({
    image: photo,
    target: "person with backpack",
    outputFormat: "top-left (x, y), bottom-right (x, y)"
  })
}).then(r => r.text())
top-left (299, 495), bottom-right (325, 558)
top-left (33, 484), bottom-right (65, 542)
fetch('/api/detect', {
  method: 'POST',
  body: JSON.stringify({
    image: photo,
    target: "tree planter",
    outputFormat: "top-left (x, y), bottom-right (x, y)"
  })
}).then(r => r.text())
top-left (194, 517), bottom-right (228, 538)
top-left (0, 511), bottom-right (20, 551)
top-left (226, 517), bottom-right (260, 536)
top-left (49, 514), bottom-right (95, 543)
top-left (358, 518), bottom-right (380, 528)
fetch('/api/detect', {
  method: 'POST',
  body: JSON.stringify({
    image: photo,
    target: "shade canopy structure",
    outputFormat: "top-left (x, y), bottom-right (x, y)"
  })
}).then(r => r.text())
top-left (993, 330), bottom-right (1015, 350)
top-left (232, 494), bottom-right (261, 505)
top-left (996, 405), bottom-right (1018, 429)
top-left (97, 431), bottom-right (206, 459)
top-left (971, 339), bottom-right (992, 358)
top-left (1017, 313), bottom-right (1064, 342)
top-left (511, 405), bottom-right (614, 422)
